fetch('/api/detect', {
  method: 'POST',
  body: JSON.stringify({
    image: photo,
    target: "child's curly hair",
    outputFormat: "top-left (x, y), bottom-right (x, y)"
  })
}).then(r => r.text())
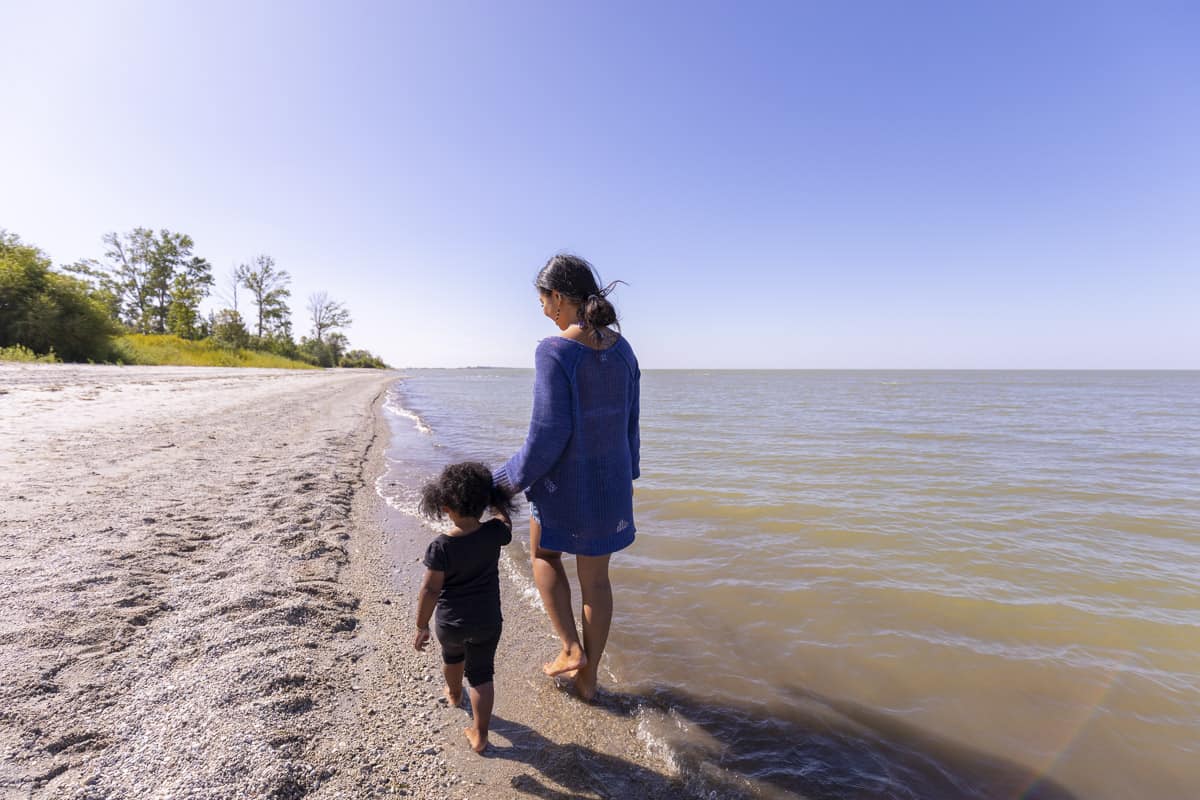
top-left (418, 461), bottom-right (517, 520)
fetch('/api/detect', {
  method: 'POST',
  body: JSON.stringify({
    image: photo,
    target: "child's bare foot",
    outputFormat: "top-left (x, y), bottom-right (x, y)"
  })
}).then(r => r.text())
top-left (542, 643), bottom-right (587, 677)
top-left (444, 686), bottom-right (462, 707)
top-left (573, 663), bottom-right (598, 702)
top-left (463, 726), bottom-right (488, 754)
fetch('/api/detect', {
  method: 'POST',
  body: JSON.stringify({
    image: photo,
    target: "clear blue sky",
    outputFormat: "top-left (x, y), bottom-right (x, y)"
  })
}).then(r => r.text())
top-left (2, 1), bottom-right (1197, 368)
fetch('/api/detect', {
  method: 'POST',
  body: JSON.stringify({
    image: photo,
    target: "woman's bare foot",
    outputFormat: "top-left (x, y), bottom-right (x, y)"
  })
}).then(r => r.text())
top-left (573, 663), bottom-right (598, 702)
top-left (444, 686), bottom-right (462, 707)
top-left (542, 643), bottom-right (587, 677)
top-left (463, 726), bottom-right (488, 754)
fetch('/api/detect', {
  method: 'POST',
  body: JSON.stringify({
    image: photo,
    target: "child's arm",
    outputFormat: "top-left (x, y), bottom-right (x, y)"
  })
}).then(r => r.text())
top-left (413, 568), bottom-right (444, 651)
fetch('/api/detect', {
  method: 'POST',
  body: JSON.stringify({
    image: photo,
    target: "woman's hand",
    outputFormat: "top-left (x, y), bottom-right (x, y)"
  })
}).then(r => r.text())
top-left (493, 506), bottom-right (513, 529)
top-left (413, 627), bottom-right (430, 651)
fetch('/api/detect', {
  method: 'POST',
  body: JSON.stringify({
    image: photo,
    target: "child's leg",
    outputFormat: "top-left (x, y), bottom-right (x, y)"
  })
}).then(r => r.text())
top-left (443, 661), bottom-right (465, 706)
top-left (464, 681), bottom-right (494, 753)
top-left (461, 625), bottom-right (501, 754)
top-left (437, 624), bottom-right (466, 706)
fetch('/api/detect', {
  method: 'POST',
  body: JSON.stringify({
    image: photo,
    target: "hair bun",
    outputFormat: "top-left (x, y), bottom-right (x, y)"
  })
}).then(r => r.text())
top-left (536, 254), bottom-right (626, 340)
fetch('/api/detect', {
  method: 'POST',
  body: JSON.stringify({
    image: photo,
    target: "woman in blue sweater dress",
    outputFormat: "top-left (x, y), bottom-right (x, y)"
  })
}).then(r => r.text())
top-left (492, 254), bottom-right (641, 701)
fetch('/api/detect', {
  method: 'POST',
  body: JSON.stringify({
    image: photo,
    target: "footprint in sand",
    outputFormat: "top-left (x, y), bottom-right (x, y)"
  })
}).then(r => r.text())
top-left (44, 731), bottom-right (106, 756)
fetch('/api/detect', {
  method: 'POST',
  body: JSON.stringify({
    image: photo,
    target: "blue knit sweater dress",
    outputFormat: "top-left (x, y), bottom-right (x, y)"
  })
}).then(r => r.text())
top-left (493, 335), bottom-right (641, 556)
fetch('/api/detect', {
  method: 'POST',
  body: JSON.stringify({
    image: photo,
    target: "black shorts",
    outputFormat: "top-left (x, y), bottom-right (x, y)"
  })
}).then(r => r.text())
top-left (435, 621), bottom-right (502, 686)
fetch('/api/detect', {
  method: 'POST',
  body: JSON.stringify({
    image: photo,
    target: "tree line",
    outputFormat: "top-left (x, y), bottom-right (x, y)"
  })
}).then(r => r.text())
top-left (1, 227), bottom-right (387, 368)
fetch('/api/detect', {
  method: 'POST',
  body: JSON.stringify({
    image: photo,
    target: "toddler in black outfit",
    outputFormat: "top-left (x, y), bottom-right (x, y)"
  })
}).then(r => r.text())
top-left (413, 461), bottom-right (515, 754)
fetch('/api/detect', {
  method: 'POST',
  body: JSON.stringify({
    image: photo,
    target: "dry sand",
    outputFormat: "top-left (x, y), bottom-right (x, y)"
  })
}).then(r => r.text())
top-left (0, 364), bottom-right (691, 800)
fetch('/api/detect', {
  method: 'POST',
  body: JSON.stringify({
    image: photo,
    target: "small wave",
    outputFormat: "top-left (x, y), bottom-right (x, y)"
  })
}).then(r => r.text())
top-left (634, 705), bottom-right (683, 777)
top-left (500, 550), bottom-right (545, 613)
top-left (373, 473), bottom-right (460, 536)
top-left (374, 473), bottom-right (423, 516)
top-left (383, 389), bottom-right (433, 434)
top-left (379, 491), bottom-right (421, 517)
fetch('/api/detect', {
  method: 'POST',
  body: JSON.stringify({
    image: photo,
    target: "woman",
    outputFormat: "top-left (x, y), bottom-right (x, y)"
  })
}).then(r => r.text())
top-left (492, 253), bottom-right (641, 701)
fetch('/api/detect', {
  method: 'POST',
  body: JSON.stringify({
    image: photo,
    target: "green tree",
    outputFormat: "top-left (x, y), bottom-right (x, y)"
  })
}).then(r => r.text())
top-left (210, 308), bottom-right (250, 350)
top-left (146, 231), bottom-right (198, 333)
top-left (236, 255), bottom-right (291, 339)
top-left (325, 331), bottom-right (349, 365)
top-left (167, 256), bottom-right (214, 339)
top-left (298, 331), bottom-right (349, 368)
top-left (298, 336), bottom-right (325, 366)
top-left (257, 323), bottom-right (304, 361)
top-left (100, 228), bottom-right (208, 333)
top-left (102, 227), bottom-right (156, 330)
top-left (62, 258), bottom-right (122, 322)
top-left (0, 230), bottom-right (119, 361)
top-left (339, 349), bottom-right (388, 369)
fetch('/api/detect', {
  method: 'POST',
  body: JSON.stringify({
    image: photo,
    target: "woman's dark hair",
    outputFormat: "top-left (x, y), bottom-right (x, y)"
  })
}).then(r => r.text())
top-left (535, 253), bottom-right (626, 342)
top-left (418, 461), bottom-right (516, 520)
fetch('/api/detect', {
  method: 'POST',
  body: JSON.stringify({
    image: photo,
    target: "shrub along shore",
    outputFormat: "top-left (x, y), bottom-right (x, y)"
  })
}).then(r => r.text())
top-left (1, 335), bottom-right (318, 369)
top-left (0, 228), bottom-right (387, 369)
top-left (112, 334), bottom-right (319, 369)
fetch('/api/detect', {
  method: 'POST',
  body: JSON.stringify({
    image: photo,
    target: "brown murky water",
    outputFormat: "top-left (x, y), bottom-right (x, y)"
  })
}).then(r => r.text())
top-left (381, 370), bottom-right (1200, 799)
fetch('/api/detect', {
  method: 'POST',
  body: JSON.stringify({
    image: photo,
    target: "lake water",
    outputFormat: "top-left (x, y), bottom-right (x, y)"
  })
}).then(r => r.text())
top-left (378, 368), bottom-right (1200, 799)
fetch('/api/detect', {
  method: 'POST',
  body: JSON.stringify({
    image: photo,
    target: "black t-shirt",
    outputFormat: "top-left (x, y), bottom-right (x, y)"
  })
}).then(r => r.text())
top-left (423, 518), bottom-right (512, 628)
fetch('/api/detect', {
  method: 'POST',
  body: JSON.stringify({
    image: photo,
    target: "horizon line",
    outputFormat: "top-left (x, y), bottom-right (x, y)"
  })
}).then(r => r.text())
top-left (391, 366), bottom-right (1200, 372)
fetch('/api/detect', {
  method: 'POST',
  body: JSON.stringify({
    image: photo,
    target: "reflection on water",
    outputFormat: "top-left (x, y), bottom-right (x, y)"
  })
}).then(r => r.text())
top-left (382, 370), bottom-right (1200, 799)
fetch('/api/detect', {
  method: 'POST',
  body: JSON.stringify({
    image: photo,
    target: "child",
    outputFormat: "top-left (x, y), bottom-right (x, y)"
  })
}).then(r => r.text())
top-left (413, 461), bottom-right (515, 754)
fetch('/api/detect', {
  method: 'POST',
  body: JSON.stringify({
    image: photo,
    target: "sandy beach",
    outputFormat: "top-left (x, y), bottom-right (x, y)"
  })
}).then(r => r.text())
top-left (0, 364), bottom-right (687, 800)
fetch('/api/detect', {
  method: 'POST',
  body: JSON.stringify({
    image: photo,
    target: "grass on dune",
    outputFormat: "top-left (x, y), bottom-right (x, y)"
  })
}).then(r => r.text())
top-left (0, 344), bottom-right (60, 363)
top-left (114, 334), bottom-right (318, 369)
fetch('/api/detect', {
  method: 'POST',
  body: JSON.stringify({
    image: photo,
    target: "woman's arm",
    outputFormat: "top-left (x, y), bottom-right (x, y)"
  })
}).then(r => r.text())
top-left (493, 340), bottom-right (574, 494)
top-left (628, 364), bottom-right (641, 481)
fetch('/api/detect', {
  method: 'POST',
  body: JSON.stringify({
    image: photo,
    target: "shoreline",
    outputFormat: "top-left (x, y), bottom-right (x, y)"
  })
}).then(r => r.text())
top-left (0, 364), bottom-right (689, 799)
top-left (0, 364), bottom-right (452, 797)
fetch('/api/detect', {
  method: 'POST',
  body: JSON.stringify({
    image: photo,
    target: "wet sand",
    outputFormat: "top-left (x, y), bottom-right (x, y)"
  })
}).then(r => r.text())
top-left (0, 364), bottom-right (687, 799)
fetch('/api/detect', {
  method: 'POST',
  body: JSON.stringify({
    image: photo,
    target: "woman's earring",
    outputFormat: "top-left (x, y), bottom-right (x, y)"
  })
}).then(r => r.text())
top-left (554, 308), bottom-right (560, 321)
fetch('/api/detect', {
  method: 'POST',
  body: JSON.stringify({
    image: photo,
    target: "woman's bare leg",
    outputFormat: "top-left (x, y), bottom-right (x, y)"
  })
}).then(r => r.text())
top-left (574, 553), bottom-right (613, 701)
top-left (530, 516), bottom-right (586, 676)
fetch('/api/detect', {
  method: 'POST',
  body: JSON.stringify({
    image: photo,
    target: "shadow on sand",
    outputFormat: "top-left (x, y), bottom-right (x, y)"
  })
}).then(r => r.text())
top-left (494, 683), bottom-right (1080, 800)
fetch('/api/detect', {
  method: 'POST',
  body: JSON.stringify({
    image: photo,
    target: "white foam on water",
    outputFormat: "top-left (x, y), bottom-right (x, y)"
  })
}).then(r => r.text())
top-left (382, 389), bottom-right (432, 435)
top-left (374, 473), bottom-right (423, 516)
top-left (639, 707), bottom-right (753, 800)
top-left (500, 549), bottom-right (545, 613)
top-left (634, 707), bottom-right (676, 771)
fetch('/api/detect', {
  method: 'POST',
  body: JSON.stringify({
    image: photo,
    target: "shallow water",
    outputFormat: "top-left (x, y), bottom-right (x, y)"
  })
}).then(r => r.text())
top-left (379, 369), bottom-right (1200, 799)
